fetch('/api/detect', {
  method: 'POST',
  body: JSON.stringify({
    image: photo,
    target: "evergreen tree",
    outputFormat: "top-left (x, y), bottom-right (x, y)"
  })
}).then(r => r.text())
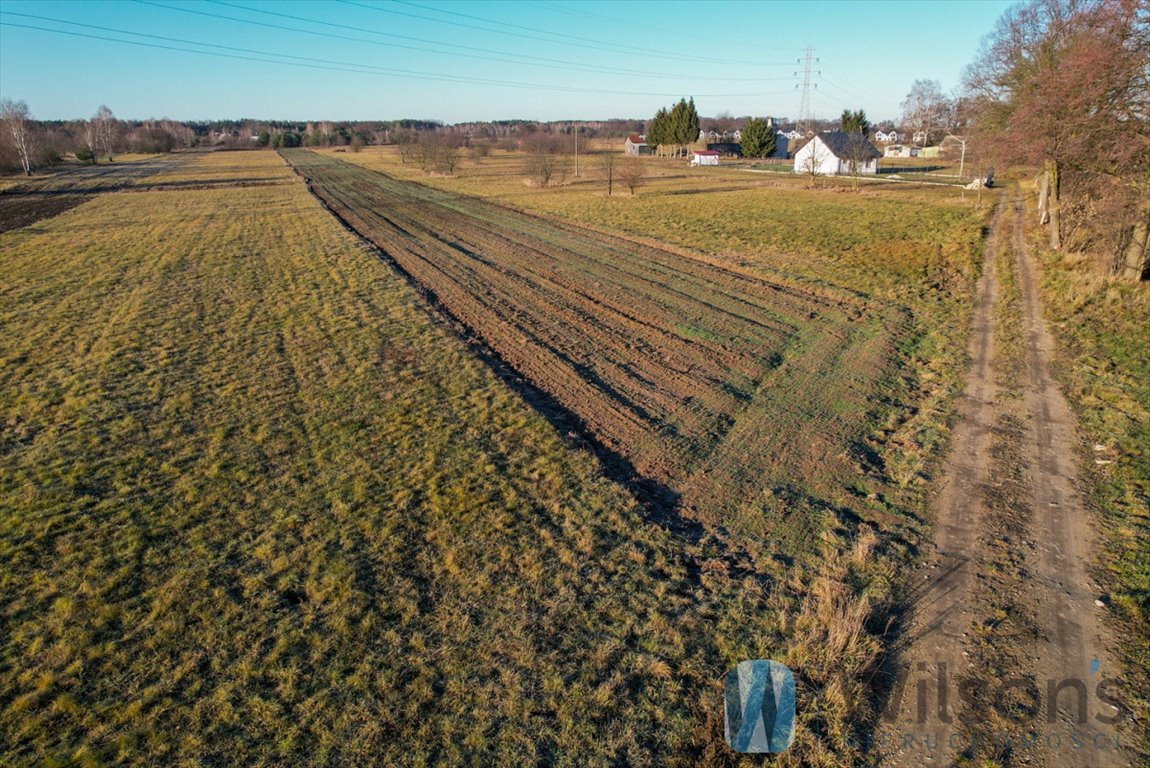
top-left (647, 107), bottom-right (669, 155)
top-left (648, 98), bottom-right (700, 157)
top-left (740, 117), bottom-right (777, 158)
top-left (840, 109), bottom-right (869, 134)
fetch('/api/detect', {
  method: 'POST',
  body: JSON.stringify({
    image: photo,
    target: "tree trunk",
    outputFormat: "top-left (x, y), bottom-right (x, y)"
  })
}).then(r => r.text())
top-left (1045, 158), bottom-right (1062, 250)
top-left (1037, 171), bottom-right (1050, 225)
top-left (1122, 213), bottom-right (1150, 280)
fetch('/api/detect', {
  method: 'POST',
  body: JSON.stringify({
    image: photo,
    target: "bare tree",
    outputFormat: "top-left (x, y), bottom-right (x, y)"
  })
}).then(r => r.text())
top-left (617, 157), bottom-right (646, 195)
top-left (844, 133), bottom-right (874, 190)
top-left (524, 133), bottom-right (566, 188)
top-left (433, 136), bottom-right (460, 175)
top-left (93, 105), bottom-right (117, 162)
top-left (395, 130), bottom-right (418, 164)
top-left (901, 80), bottom-right (952, 146)
top-left (600, 152), bottom-right (618, 196)
top-left (83, 120), bottom-right (99, 163)
top-left (965, 0), bottom-right (1149, 275)
top-left (416, 133), bottom-right (462, 175)
top-left (797, 136), bottom-right (829, 186)
top-left (1, 99), bottom-right (36, 175)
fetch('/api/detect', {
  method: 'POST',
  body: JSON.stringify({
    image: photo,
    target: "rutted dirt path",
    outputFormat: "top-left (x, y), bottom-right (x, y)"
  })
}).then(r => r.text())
top-left (881, 191), bottom-right (1128, 766)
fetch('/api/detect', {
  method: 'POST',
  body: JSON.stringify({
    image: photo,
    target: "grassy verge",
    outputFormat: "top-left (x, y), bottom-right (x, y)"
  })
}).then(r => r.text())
top-left (1022, 186), bottom-right (1150, 757)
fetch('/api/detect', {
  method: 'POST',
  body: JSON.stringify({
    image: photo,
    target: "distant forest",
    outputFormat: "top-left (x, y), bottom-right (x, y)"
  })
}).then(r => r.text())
top-left (0, 109), bottom-right (665, 173)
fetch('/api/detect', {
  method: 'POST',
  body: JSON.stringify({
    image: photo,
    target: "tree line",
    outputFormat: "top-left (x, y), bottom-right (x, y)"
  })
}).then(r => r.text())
top-left (965, 0), bottom-right (1148, 279)
top-left (0, 102), bottom-right (199, 174)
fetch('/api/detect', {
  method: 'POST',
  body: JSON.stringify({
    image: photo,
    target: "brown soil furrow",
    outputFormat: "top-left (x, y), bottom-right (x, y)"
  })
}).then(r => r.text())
top-left (282, 149), bottom-right (884, 544)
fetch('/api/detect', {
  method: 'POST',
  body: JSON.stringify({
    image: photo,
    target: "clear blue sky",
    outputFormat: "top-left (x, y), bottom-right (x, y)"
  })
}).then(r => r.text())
top-left (0, 0), bottom-right (1014, 123)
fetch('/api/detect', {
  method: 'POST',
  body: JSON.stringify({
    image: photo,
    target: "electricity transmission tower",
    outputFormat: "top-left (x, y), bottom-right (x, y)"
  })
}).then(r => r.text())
top-left (795, 47), bottom-right (819, 135)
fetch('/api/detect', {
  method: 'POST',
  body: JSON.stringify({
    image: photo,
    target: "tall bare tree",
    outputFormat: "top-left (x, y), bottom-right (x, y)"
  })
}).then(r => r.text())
top-left (901, 80), bottom-right (952, 146)
top-left (599, 152), bottom-right (618, 196)
top-left (83, 120), bottom-right (99, 164)
top-left (93, 105), bottom-right (117, 162)
top-left (1, 99), bottom-right (36, 175)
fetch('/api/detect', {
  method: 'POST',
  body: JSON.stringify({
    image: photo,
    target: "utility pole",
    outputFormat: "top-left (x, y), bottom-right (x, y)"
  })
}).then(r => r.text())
top-left (795, 46), bottom-right (819, 135)
top-left (574, 124), bottom-right (580, 177)
top-left (947, 133), bottom-right (967, 183)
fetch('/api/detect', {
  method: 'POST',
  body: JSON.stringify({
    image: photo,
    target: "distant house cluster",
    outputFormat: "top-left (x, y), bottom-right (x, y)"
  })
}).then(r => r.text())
top-left (620, 123), bottom-right (891, 177)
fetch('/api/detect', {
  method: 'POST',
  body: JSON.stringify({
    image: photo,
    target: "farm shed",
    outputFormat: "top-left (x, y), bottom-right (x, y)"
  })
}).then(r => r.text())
top-left (625, 134), bottom-right (651, 156)
top-left (884, 144), bottom-right (919, 158)
top-left (792, 131), bottom-right (880, 176)
top-left (689, 150), bottom-right (720, 166)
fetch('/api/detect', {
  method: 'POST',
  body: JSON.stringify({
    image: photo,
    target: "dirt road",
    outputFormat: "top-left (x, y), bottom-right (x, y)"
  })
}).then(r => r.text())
top-left (881, 191), bottom-right (1128, 766)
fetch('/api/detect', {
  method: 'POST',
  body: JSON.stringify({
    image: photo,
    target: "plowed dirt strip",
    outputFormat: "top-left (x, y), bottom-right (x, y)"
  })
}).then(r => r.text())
top-left (283, 149), bottom-right (899, 536)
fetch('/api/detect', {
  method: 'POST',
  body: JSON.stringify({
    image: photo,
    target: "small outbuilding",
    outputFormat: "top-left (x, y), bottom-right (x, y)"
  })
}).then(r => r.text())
top-left (884, 144), bottom-right (919, 158)
top-left (625, 134), bottom-right (651, 156)
top-left (689, 150), bottom-right (721, 166)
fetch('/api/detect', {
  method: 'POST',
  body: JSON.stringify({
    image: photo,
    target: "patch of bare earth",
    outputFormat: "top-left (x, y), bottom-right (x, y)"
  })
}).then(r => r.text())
top-left (0, 154), bottom-right (197, 233)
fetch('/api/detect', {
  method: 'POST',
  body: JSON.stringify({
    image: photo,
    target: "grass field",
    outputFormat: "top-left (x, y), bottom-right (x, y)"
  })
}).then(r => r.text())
top-left (277, 147), bottom-right (995, 758)
top-left (0, 150), bottom-right (912, 766)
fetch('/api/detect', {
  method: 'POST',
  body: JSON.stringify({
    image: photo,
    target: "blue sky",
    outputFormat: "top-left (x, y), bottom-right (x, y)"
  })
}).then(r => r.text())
top-left (0, 0), bottom-right (1014, 123)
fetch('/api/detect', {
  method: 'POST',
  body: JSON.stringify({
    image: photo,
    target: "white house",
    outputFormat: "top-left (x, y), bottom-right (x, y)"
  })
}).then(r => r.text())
top-left (912, 130), bottom-right (928, 145)
top-left (793, 132), bottom-right (880, 176)
top-left (689, 150), bottom-right (720, 166)
top-left (874, 130), bottom-right (900, 143)
top-left (625, 133), bottom-right (650, 156)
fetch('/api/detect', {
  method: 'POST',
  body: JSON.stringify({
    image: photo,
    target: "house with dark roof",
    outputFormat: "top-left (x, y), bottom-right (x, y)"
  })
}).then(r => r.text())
top-left (792, 131), bottom-right (880, 176)
top-left (625, 134), bottom-right (650, 156)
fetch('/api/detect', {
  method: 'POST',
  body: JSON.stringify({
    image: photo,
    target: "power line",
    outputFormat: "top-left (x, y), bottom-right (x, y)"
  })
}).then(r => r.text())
top-left (533, 0), bottom-right (794, 55)
top-left (819, 71), bottom-right (894, 108)
top-left (0, 16), bottom-right (792, 100)
top-left (147, 0), bottom-right (791, 83)
top-left (339, 0), bottom-right (763, 67)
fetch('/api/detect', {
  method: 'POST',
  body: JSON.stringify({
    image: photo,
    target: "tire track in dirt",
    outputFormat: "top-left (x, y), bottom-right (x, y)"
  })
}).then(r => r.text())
top-left (1011, 193), bottom-right (1127, 767)
top-left (880, 191), bottom-right (1129, 767)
